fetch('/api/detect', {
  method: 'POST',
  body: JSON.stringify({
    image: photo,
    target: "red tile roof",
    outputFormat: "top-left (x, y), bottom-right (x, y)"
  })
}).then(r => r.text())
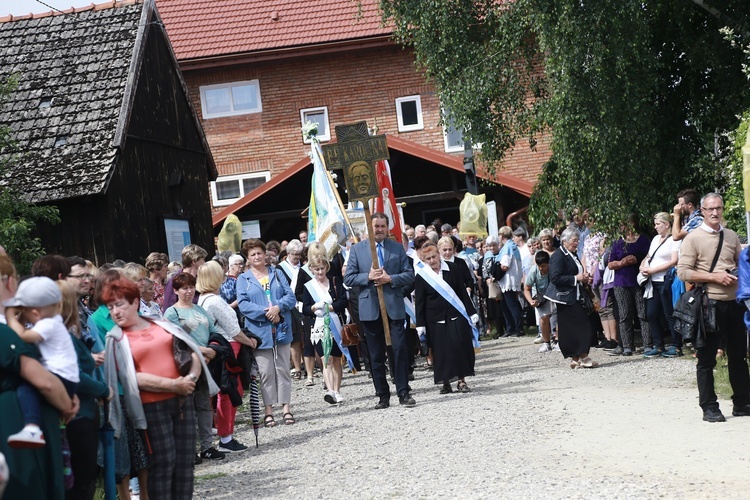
top-left (155, 0), bottom-right (393, 61)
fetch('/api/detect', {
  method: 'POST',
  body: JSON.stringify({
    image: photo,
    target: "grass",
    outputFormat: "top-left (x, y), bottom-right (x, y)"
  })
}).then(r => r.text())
top-left (713, 356), bottom-right (732, 399)
top-left (196, 472), bottom-right (228, 481)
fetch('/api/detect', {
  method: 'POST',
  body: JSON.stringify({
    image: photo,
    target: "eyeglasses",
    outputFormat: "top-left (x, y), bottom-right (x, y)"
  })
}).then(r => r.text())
top-left (69, 273), bottom-right (94, 280)
top-left (701, 206), bottom-right (723, 213)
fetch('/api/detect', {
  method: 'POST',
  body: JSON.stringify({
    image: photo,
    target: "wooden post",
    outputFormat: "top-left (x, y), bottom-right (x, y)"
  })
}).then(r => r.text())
top-left (363, 204), bottom-right (392, 345)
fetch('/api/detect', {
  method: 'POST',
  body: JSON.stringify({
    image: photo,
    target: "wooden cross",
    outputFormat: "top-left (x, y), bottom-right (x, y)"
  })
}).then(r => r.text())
top-left (321, 121), bottom-right (393, 344)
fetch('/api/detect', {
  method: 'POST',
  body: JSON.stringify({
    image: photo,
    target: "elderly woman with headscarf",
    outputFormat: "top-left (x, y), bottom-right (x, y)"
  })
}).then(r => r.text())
top-left (544, 227), bottom-right (599, 369)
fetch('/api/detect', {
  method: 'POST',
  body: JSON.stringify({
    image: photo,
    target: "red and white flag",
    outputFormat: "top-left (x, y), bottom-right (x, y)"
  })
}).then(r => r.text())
top-left (371, 159), bottom-right (403, 240)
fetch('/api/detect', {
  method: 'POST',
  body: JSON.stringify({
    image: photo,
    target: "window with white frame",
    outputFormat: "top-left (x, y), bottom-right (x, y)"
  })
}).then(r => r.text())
top-left (200, 80), bottom-right (262, 119)
top-left (300, 106), bottom-right (330, 142)
top-left (395, 95), bottom-right (423, 132)
top-left (211, 172), bottom-right (270, 206)
top-left (443, 111), bottom-right (466, 153)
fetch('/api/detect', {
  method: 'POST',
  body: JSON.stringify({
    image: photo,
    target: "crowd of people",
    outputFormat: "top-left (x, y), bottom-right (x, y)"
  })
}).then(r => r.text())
top-left (2, 187), bottom-right (750, 499)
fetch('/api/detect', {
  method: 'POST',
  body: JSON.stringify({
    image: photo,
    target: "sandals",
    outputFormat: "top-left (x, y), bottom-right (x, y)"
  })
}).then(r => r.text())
top-left (263, 415), bottom-right (277, 428)
top-left (570, 359), bottom-right (581, 369)
top-left (579, 357), bottom-right (600, 368)
top-left (439, 384), bottom-right (453, 395)
top-left (456, 381), bottom-right (471, 393)
top-left (282, 412), bottom-right (296, 425)
top-left (292, 370), bottom-right (302, 381)
top-left (304, 378), bottom-right (314, 387)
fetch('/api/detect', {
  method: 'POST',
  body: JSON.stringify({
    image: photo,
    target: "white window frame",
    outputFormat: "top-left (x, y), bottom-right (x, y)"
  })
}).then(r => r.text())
top-left (210, 172), bottom-right (270, 207)
top-left (300, 106), bottom-right (331, 143)
top-left (443, 112), bottom-right (465, 153)
top-left (395, 95), bottom-right (424, 132)
top-left (199, 80), bottom-right (262, 119)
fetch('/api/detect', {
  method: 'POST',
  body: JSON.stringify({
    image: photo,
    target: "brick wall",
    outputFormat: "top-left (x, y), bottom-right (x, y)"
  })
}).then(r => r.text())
top-left (182, 45), bottom-right (550, 209)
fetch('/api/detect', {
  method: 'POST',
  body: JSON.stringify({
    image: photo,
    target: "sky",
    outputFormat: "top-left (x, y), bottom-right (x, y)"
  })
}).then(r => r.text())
top-left (2, 0), bottom-right (97, 16)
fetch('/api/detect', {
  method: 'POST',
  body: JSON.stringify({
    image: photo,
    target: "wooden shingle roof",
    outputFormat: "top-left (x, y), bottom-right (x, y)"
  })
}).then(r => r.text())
top-left (155, 0), bottom-right (392, 61)
top-left (0, 1), bottom-right (144, 202)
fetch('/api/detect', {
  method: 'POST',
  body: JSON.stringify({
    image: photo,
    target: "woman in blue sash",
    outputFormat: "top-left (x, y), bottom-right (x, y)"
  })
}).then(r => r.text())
top-left (415, 242), bottom-right (477, 394)
top-left (302, 256), bottom-right (348, 405)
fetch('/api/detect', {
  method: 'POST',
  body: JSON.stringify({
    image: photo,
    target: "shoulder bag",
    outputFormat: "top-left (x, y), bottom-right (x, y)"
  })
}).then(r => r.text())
top-left (331, 277), bottom-right (361, 346)
top-left (673, 231), bottom-right (723, 346)
top-left (637, 236), bottom-right (670, 287)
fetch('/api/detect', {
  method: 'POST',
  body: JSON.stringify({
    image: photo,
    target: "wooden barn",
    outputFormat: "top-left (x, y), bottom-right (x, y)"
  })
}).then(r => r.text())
top-left (0, 0), bottom-right (216, 264)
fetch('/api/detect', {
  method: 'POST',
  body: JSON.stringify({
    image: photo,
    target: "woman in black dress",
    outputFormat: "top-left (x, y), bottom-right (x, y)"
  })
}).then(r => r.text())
top-left (415, 242), bottom-right (477, 393)
top-left (544, 227), bottom-right (599, 369)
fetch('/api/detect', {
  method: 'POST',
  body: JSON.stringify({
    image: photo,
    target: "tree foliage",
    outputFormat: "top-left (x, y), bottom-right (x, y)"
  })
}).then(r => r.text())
top-left (0, 76), bottom-right (59, 274)
top-left (380, 0), bottom-right (750, 235)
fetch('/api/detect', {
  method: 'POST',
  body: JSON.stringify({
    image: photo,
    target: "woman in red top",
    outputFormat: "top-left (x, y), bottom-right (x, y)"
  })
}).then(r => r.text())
top-left (103, 279), bottom-right (201, 500)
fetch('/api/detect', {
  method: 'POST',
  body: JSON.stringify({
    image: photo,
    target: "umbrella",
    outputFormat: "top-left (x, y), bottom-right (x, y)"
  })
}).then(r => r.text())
top-left (249, 359), bottom-right (261, 448)
top-left (321, 310), bottom-right (333, 368)
top-left (99, 404), bottom-right (116, 500)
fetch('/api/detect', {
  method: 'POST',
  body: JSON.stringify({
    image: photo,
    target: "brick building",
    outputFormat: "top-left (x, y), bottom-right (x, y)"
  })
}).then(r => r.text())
top-left (156, 0), bottom-right (550, 240)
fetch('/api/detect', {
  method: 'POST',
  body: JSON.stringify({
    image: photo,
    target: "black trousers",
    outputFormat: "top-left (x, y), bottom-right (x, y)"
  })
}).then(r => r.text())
top-left (696, 300), bottom-right (750, 411)
top-left (65, 416), bottom-right (99, 500)
top-left (362, 316), bottom-right (409, 399)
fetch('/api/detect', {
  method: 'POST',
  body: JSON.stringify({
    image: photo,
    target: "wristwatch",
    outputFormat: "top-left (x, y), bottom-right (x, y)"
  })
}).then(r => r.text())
top-left (188, 374), bottom-right (198, 382)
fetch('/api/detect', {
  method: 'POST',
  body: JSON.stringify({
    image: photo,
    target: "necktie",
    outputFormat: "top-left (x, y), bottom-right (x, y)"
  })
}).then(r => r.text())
top-left (377, 243), bottom-right (385, 268)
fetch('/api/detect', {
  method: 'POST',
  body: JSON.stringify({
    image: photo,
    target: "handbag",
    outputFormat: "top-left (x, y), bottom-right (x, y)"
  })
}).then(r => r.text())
top-left (637, 236), bottom-right (670, 287)
top-left (331, 278), bottom-right (360, 346)
top-left (340, 322), bottom-right (361, 346)
top-left (673, 231), bottom-right (723, 345)
top-left (487, 281), bottom-right (502, 300)
top-left (579, 283), bottom-right (596, 316)
top-left (173, 337), bottom-right (193, 376)
top-left (491, 259), bottom-right (507, 282)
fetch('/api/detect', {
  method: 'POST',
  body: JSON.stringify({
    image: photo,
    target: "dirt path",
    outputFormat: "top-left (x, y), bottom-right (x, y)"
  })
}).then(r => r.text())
top-left (194, 337), bottom-right (750, 499)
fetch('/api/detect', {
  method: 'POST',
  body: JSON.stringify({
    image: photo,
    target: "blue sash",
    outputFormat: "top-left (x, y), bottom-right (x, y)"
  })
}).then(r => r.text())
top-left (404, 297), bottom-right (416, 325)
top-left (304, 280), bottom-right (354, 369)
top-left (415, 258), bottom-right (480, 349)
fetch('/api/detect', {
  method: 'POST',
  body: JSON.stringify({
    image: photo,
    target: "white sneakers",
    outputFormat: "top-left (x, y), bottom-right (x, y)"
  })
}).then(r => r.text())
top-left (324, 391), bottom-right (343, 404)
top-left (533, 334), bottom-right (544, 344)
top-left (7, 425), bottom-right (45, 449)
top-left (538, 342), bottom-right (552, 352)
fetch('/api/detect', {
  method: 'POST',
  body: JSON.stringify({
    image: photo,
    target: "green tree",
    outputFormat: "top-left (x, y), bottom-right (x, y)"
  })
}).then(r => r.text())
top-left (380, 0), bottom-right (750, 234)
top-left (0, 76), bottom-right (59, 274)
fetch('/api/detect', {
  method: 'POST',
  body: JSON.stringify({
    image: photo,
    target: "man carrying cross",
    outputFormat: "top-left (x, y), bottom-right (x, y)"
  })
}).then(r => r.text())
top-left (345, 212), bottom-right (415, 408)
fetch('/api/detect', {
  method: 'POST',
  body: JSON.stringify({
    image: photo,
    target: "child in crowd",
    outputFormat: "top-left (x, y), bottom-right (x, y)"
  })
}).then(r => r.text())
top-left (4, 277), bottom-right (79, 448)
top-left (523, 251), bottom-right (558, 352)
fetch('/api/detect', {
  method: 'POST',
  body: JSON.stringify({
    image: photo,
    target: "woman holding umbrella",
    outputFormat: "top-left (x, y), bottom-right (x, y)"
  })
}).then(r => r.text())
top-left (302, 256), bottom-right (348, 405)
top-left (237, 239), bottom-right (297, 427)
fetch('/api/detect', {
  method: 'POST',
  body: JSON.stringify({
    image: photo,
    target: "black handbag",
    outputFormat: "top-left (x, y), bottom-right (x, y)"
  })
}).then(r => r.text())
top-left (579, 283), bottom-right (596, 316)
top-left (673, 231), bottom-right (723, 346)
top-left (491, 259), bottom-right (507, 282)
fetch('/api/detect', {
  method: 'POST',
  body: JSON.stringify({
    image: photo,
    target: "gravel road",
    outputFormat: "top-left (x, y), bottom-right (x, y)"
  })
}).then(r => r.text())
top-left (194, 337), bottom-right (750, 499)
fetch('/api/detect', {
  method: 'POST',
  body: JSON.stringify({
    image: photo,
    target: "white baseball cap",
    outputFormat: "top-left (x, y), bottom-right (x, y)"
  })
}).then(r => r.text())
top-left (3, 276), bottom-right (62, 308)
